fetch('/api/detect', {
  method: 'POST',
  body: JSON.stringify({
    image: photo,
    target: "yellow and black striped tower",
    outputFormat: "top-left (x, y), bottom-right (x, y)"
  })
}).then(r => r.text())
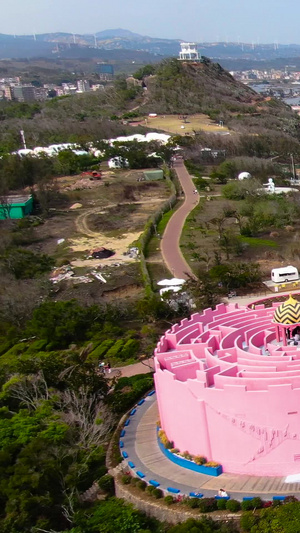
top-left (273, 295), bottom-right (300, 325)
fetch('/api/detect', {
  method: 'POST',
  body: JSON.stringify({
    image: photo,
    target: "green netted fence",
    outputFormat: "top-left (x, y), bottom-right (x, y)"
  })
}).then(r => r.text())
top-left (137, 167), bottom-right (178, 296)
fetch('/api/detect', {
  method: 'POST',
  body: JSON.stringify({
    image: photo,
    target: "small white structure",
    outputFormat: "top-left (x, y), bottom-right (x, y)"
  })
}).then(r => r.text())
top-left (238, 171), bottom-right (252, 181)
top-left (157, 278), bottom-right (186, 298)
top-left (271, 266), bottom-right (299, 283)
top-left (179, 43), bottom-right (201, 61)
top-left (108, 156), bottom-right (129, 169)
top-left (267, 177), bottom-right (275, 193)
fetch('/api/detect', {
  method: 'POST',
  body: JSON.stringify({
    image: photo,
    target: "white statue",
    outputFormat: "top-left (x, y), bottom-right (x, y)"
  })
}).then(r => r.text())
top-left (267, 178), bottom-right (275, 193)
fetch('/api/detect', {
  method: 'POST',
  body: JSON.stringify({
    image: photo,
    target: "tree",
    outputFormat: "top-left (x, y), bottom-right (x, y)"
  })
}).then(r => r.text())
top-left (185, 272), bottom-right (222, 310)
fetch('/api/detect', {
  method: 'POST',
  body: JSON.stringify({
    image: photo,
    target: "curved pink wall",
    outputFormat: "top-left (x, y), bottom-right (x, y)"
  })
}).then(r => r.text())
top-left (154, 303), bottom-right (300, 476)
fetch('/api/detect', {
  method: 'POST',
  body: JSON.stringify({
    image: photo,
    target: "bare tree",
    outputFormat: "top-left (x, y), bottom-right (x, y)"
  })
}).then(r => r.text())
top-left (7, 371), bottom-right (51, 410)
top-left (59, 388), bottom-right (115, 449)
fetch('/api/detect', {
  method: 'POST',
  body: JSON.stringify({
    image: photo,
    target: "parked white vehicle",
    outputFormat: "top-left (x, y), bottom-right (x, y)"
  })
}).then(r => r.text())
top-left (271, 266), bottom-right (299, 283)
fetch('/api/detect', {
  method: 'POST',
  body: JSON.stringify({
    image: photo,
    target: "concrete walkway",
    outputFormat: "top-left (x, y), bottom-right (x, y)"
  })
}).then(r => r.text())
top-left (120, 394), bottom-right (300, 500)
top-left (161, 160), bottom-right (199, 279)
top-left (115, 358), bottom-right (154, 377)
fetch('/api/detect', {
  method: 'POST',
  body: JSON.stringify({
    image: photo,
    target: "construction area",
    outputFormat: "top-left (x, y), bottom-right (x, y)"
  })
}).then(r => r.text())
top-left (0, 167), bottom-right (171, 305)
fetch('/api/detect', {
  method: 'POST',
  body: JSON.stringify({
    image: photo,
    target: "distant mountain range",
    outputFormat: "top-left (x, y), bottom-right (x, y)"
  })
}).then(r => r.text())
top-left (1, 29), bottom-right (300, 63)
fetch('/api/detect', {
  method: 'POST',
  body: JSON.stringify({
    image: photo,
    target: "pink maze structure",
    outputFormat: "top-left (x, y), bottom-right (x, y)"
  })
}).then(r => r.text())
top-left (154, 301), bottom-right (300, 477)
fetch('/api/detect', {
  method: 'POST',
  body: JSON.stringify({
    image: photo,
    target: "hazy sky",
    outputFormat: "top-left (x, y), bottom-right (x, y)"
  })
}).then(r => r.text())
top-left (3, 0), bottom-right (300, 43)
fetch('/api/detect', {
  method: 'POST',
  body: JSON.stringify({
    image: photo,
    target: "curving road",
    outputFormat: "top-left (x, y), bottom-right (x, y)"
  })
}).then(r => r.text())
top-left (161, 159), bottom-right (199, 279)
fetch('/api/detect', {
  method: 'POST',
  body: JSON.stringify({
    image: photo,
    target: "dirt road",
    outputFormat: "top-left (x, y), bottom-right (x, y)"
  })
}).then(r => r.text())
top-left (161, 160), bottom-right (199, 279)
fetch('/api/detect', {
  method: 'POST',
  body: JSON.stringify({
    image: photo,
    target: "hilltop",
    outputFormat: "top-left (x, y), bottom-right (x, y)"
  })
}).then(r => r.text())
top-left (130, 59), bottom-right (300, 142)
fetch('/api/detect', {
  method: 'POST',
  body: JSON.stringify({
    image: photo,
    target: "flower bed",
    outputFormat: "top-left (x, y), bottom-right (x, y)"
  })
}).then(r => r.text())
top-left (157, 429), bottom-right (222, 476)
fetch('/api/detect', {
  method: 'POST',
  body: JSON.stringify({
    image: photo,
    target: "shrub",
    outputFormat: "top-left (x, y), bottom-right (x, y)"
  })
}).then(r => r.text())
top-left (121, 475), bottom-right (131, 485)
top-left (240, 511), bottom-right (259, 531)
top-left (187, 498), bottom-right (200, 509)
top-left (226, 499), bottom-right (240, 512)
top-left (284, 495), bottom-right (298, 503)
top-left (241, 497), bottom-right (263, 511)
top-left (263, 501), bottom-right (272, 508)
top-left (194, 456), bottom-right (207, 465)
top-left (251, 497), bottom-right (263, 509)
top-left (98, 474), bottom-right (115, 495)
top-left (198, 498), bottom-right (217, 513)
top-left (165, 440), bottom-right (174, 449)
top-left (119, 338), bottom-right (140, 361)
top-left (170, 448), bottom-right (180, 454)
top-left (146, 485), bottom-right (156, 495)
top-left (106, 339), bottom-right (125, 360)
top-left (153, 488), bottom-right (163, 499)
top-left (2, 248), bottom-right (54, 279)
top-left (204, 461), bottom-right (220, 468)
top-left (108, 373), bottom-right (154, 414)
top-left (181, 451), bottom-right (193, 461)
top-left (130, 477), bottom-right (139, 486)
top-left (164, 495), bottom-right (174, 505)
top-left (158, 429), bottom-right (171, 448)
top-left (217, 498), bottom-right (227, 510)
top-left (272, 499), bottom-right (282, 507)
top-left (88, 339), bottom-right (115, 361)
top-left (137, 480), bottom-right (147, 491)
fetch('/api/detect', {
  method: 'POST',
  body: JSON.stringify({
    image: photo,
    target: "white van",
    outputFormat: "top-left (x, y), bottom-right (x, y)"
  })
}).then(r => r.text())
top-left (271, 266), bottom-right (299, 283)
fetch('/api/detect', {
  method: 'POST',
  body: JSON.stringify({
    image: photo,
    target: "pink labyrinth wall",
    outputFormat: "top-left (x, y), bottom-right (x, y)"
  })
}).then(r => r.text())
top-left (154, 303), bottom-right (300, 476)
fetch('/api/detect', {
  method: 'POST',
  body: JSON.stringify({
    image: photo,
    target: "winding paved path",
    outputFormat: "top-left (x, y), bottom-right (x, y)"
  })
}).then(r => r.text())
top-left (161, 160), bottom-right (199, 279)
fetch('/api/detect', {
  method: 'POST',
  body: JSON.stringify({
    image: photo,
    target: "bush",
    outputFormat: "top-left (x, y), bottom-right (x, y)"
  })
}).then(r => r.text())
top-left (88, 339), bottom-right (115, 361)
top-left (181, 451), bottom-right (193, 460)
top-left (119, 338), bottom-right (140, 361)
top-left (105, 339), bottom-right (125, 360)
top-left (251, 497), bottom-right (263, 509)
top-left (198, 498), bottom-right (217, 513)
top-left (284, 495), bottom-right (298, 503)
top-left (153, 488), bottom-right (163, 499)
top-left (194, 456), bottom-right (207, 465)
top-left (241, 497), bottom-right (263, 511)
top-left (121, 475), bottom-right (131, 485)
top-left (217, 498), bottom-right (227, 510)
top-left (240, 511), bottom-right (259, 531)
top-left (226, 499), bottom-right (240, 512)
top-left (165, 440), bottom-right (174, 449)
top-left (2, 248), bottom-right (54, 279)
top-left (164, 495), bottom-right (174, 505)
top-left (187, 498), bottom-right (200, 509)
top-left (137, 480), bottom-right (147, 491)
top-left (272, 499), bottom-right (282, 507)
top-left (130, 477), bottom-right (139, 486)
top-left (109, 373), bottom-right (154, 414)
top-left (146, 485), bottom-right (156, 495)
top-left (98, 474), bottom-right (115, 495)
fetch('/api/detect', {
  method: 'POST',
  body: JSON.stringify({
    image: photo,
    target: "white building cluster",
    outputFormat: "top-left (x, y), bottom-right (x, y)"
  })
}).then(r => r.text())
top-left (0, 79), bottom-right (105, 102)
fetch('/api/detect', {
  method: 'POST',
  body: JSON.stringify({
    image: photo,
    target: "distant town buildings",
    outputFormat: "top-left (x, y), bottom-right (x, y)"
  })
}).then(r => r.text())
top-left (95, 63), bottom-right (114, 80)
top-left (0, 74), bottom-right (106, 102)
top-left (77, 79), bottom-right (90, 93)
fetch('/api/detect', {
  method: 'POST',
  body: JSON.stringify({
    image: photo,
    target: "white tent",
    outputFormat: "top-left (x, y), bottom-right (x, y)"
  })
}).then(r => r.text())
top-left (157, 278), bottom-right (186, 287)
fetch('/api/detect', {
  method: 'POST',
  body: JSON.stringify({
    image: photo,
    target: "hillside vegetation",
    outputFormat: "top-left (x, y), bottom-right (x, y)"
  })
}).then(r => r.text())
top-left (140, 59), bottom-right (300, 140)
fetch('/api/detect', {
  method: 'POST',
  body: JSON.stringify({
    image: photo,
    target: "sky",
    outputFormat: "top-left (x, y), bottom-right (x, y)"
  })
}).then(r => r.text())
top-left (3, 0), bottom-right (300, 44)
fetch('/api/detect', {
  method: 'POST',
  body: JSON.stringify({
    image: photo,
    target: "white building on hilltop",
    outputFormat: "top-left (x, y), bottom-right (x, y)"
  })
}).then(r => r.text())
top-left (178, 42), bottom-right (201, 61)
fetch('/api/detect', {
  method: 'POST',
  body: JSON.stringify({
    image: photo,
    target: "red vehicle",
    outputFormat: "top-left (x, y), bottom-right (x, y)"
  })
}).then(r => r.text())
top-left (81, 170), bottom-right (102, 180)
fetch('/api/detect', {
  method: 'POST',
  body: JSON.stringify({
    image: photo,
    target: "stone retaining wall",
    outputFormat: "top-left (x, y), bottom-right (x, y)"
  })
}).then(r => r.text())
top-left (115, 477), bottom-right (240, 525)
